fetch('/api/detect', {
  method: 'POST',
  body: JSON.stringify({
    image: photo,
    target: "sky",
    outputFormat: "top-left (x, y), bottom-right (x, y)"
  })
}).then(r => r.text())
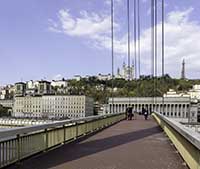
top-left (0, 0), bottom-right (200, 85)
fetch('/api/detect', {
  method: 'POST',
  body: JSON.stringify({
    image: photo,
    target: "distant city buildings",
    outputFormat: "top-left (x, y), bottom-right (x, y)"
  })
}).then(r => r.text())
top-left (0, 99), bottom-right (14, 109)
top-left (97, 73), bottom-right (112, 81)
top-left (70, 62), bottom-right (134, 81)
top-left (13, 95), bottom-right (94, 119)
top-left (15, 82), bottom-right (26, 97)
top-left (1, 69), bottom-right (200, 121)
top-left (14, 80), bottom-right (67, 97)
top-left (73, 75), bottom-right (82, 81)
top-left (51, 79), bottom-right (68, 94)
top-left (0, 85), bottom-right (14, 99)
top-left (163, 89), bottom-right (190, 98)
top-left (188, 85), bottom-right (200, 101)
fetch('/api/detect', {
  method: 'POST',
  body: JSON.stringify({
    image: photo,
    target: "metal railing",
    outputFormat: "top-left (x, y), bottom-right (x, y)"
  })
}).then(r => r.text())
top-left (0, 113), bottom-right (125, 168)
top-left (153, 112), bottom-right (200, 169)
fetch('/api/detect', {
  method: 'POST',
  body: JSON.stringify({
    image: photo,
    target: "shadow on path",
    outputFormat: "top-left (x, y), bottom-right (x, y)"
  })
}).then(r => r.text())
top-left (9, 122), bottom-right (162, 169)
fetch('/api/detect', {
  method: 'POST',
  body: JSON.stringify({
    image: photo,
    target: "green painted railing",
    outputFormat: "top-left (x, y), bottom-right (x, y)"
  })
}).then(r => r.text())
top-left (153, 112), bottom-right (200, 169)
top-left (0, 113), bottom-right (125, 168)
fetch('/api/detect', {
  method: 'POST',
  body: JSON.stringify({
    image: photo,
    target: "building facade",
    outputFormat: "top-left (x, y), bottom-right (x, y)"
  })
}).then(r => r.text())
top-left (13, 95), bottom-right (94, 119)
top-left (97, 74), bottom-right (112, 81)
top-left (116, 62), bottom-right (134, 80)
top-left (14, 82), bottom-right (26, 97)
top-left (108, 97), bottom-right (198, 122)
top-left (51, 80), bottom-right (68, 94)
top-left (37, 81), bottom-right (51, 95)
top-left (188, 85), bottom-right (200, 100)
top-left (0, 99), bottom-right (14, 108)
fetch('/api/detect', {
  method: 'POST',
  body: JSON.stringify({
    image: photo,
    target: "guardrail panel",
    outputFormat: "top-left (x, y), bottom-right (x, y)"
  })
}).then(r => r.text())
top-left (153, 113), bottom-right (200, 169)
top-left (0, 113), bottom-right (125, 168)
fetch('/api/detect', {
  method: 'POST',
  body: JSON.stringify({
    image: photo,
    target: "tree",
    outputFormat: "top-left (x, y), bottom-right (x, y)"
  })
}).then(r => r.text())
top-left (0, 105), bottom-right (10, 117)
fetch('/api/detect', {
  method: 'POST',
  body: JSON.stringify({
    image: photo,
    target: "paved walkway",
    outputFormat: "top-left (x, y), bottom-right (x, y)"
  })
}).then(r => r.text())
top-left (9, 115), bottom-right (188, 169)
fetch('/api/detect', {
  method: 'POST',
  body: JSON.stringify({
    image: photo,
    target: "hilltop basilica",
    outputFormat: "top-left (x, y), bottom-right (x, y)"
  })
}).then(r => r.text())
top-left (116, 62), bottom-right (134, 80)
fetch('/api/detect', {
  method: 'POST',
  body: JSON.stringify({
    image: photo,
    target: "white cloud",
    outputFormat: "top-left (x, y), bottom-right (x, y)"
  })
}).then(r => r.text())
top-left (167, 7), bottom-right (193, 24)
top-left (49, 9), bottom-right (127, 54)
top-left (139, 7), bottom-right (200, 78)
top-left (49, 7), bottom-right (200, 78)
top-left (49, 9), bottom-right (117, 37)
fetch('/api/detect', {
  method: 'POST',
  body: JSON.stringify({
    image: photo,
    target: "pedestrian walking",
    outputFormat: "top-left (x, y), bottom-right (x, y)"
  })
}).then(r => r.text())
top-left (127, 107), bottom-right (133, 120)
top-left (144, 108), bottom-right (149, 120)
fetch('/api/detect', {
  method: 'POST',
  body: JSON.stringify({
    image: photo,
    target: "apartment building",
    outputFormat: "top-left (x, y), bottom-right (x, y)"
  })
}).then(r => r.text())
top-left (13, 95), bottom-right (94, 119)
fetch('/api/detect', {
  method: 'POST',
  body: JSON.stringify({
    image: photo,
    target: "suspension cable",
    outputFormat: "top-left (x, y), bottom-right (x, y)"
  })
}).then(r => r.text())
top-left (162, 0), bottom-right (165, 114)
top-left (127, 0), bottom-right (131, 105)
top-left (133, 0), bottom-right (138, 116)
top-left (151, 0), bottom-right (155, 112)
top-left (155, 0), bottom-right (158, 106)
top-left (134, 0), bottom-right (137, 80)
top-left (111, 0), bottom-right (114, 113)
top-left (137, 0), bottom-right (141, 79)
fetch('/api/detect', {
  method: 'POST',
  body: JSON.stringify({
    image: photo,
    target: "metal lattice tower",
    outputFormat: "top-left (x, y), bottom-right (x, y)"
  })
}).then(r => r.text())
top-left (181, 59), bottom-right (186, 79)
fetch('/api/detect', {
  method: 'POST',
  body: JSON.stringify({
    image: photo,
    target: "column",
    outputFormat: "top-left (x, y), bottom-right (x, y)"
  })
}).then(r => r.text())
top-left (180, 104), bottom-right (183, 118)
top-left (169, 104), bottom-right (172, 117)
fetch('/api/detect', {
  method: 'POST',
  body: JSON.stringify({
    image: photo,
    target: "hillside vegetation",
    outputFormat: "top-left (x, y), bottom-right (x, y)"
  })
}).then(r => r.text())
top-left (67, 74), bottom-right (200, 104)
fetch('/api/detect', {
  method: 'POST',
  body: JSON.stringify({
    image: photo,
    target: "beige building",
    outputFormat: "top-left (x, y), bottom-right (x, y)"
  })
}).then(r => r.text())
top-left (13, 95), bottom-right (94, 119)
top-left (108, 89), bottom-right (200, 122)
top-left (0, 99), bottom-right (14, 108)
top-left (188, 85), bottom-right (200, 100)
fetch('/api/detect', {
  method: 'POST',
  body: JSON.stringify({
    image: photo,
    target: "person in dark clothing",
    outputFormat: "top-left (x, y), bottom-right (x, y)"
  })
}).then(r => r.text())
top-left (125, 107), bottom-right (135, 120)
top-left (144, 108), bottom-right (149, 120)
top-left (142, 107), bottom-right (145, 115)
top-left (128, 107), bottom-right (133, 120)
top-left (125, 107), bottom-right (129, 120)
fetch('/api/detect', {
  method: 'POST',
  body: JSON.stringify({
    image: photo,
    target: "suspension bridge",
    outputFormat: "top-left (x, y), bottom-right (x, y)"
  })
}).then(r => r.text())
top-left (1, 0), bottom-right (199, 169)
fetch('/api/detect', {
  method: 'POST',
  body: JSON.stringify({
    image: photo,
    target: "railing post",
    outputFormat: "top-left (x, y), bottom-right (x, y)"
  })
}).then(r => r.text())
top-left (45, 129), bottom-right (48, 151)
top-left (17, 134), bottom-right (20, 164)
top-left (84, 120), bottom-right (87, 135)
top-left (75, 122), bottom-right (78, 139)
top-left (198, 150), bottom-right (200, 169)
top-left (63, 125), bottom-right (66, 143)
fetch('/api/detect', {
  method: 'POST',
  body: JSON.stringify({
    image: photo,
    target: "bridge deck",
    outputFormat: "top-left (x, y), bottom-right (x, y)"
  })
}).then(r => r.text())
top-left (9, 115), bottom-right (188, 169)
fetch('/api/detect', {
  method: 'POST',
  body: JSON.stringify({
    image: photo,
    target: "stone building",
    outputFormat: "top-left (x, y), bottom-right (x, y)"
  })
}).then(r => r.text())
top-left (13, 95), bottom-right (94, 119)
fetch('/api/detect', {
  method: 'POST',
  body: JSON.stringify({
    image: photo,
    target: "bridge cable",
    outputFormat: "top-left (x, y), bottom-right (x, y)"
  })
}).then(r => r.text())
top-left (155, 0), bottom-right (158, 108)
top-left (162, 0), bottom-right (165, 114)
top-left (137, 0), bottom-right (141, 79)
top-left (151, 0), bottom-right (155, 112)
top-left (134, 0), bottom-right (137, 81)
top-left (133, 0), bottom-right (138, 114)
top-left (127, 0), bottom-right (131, 105)
top-left (111, 0), bottom-right (114, 113)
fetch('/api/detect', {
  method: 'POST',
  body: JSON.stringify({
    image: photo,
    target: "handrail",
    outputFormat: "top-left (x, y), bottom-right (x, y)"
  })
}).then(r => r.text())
top-left (153, 112), bottom-right (200, 169)
top-left (0, 112), bottom-right (125, 168)
top-left (0, 113), bottom-right (124, 140)
top-left (153, 112), bottom-right (200, 150)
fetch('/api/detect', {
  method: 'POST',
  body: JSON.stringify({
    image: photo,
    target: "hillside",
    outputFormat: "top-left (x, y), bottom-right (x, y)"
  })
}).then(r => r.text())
top-left (67, 74), bottom-right (200, 103)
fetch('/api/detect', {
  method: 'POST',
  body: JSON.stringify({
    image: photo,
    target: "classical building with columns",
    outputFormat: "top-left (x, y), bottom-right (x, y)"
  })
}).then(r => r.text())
top-left (108, 95), bottom-right (199, 122)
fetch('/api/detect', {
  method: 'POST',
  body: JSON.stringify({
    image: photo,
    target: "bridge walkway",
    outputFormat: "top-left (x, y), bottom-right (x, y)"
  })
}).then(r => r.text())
top-left (8, 115), bottom-right (188, 169)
